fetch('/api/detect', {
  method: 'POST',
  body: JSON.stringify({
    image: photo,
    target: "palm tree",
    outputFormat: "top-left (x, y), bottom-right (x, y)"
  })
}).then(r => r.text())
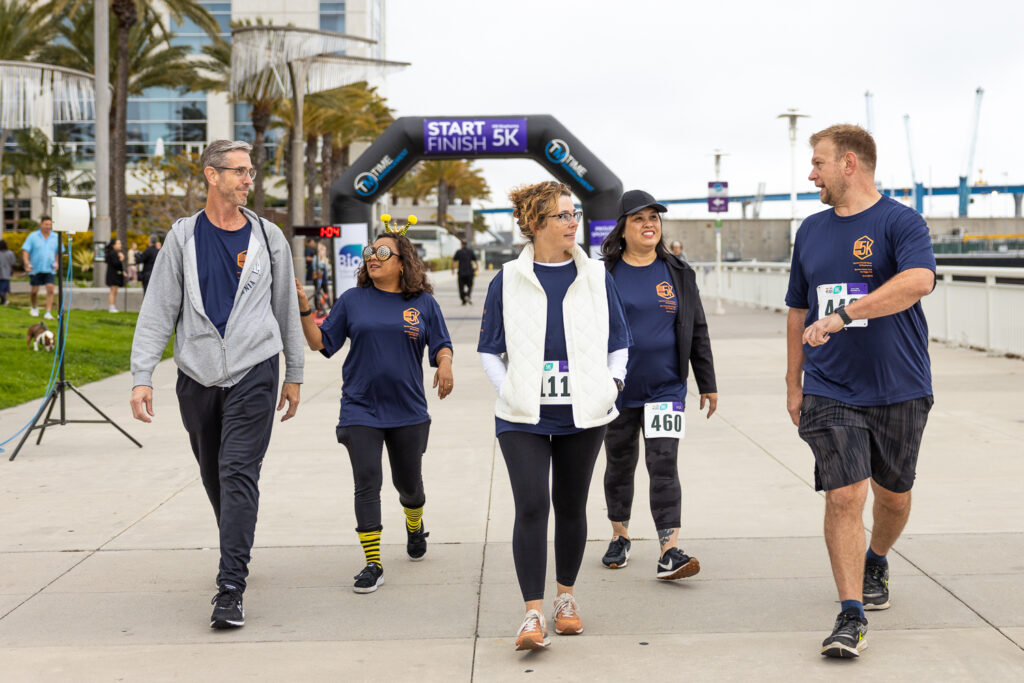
top-left (0, 0), bottom-right (67, 179)
top-left (412, 160), bottom-right (491, 238)
top-left (39, 1), bottom-right (210, 246)
top-left (108, 0), bottom-right (219, 244)
top-left (7, 128), bottom-right (73, 211)
top-left (301, 82), bottom-right (393, 223)
top-left (192, 19), bottom-right (279, 214)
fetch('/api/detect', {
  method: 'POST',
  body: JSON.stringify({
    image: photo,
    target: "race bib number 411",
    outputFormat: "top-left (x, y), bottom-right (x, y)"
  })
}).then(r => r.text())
top-left (540, 361), bottom-right (571, 405)
top-left (644, 402), bottom-right (685, 439)
top-left (816, 283), bottom-right (868, 328)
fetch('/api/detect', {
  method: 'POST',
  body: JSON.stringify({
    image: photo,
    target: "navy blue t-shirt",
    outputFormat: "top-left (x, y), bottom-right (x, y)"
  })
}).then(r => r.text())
top-left (785, 196), bottom-right (936, 406)
top-left (613, 258), bottom-right (686, 408)
top-left (477, 261), bottom-right (632, 435)
top-left (194, 211), bottom-right (251, 337)
top-left (319, 285), bottom-right (453, 428)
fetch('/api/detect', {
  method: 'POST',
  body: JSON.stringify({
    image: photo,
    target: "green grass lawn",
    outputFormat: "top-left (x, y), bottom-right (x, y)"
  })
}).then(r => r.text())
top-left (0, 297), bottom-right (173, 410)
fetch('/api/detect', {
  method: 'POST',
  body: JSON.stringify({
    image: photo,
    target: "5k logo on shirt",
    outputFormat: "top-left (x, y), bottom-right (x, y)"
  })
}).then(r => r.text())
top-left (656, 280), bottom-right (677, 315)
top-left (403, 307), bottom-right (421, 340)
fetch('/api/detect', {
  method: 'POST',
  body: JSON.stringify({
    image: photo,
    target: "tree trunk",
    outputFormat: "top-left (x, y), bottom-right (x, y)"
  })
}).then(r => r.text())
top-left (304, 133), bottom-right (317, 225)
top-left (111, 0), bottom-right (137, 249)
top-left (282, 135), bottom-right (292, 235)
top-left (437, 179), bottom-right (448, 233)
top-left (251, 103), bottom-right (271, 215)
top-left (0, 129), bottom-right (8, 205)
top-left (320, 133), bottom-right (332, 223)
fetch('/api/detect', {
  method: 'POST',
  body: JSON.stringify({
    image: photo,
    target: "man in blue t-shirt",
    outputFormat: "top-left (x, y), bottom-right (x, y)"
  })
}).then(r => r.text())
top-left (21, 215), bottom-right (59, 320)
top-left (129, 140), bottom-right (304, 632)
top-left (785, 125), bottom-right (936, 659)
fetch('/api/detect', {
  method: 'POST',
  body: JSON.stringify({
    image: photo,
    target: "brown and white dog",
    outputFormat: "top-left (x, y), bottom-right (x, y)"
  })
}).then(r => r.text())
top-left (27, 322), bottom-right (56, 352)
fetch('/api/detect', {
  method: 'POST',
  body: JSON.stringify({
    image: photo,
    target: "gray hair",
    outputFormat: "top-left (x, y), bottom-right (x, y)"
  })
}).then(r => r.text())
top-left (200, 140), bottom-right (253, 185)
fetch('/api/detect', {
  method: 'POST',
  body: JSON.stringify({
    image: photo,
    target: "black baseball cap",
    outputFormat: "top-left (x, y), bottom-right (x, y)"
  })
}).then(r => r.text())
top-left (617, 190), bottom-right (667, 219)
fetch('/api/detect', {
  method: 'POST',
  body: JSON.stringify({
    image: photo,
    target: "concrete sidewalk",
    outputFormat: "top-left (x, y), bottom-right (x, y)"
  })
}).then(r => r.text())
top-left (1, 270), bottom-right (1022, 681)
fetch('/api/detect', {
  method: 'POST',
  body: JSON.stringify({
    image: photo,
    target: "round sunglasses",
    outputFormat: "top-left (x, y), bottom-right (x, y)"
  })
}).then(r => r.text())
top-left (362, 244), bottom-right (395, 262)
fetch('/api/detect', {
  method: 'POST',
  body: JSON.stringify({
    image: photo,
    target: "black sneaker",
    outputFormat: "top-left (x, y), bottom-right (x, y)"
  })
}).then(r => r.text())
top-left (601, 536), bottom-right (631, 568)
top-left (821, 608), bottom-right (868, 658)
top-left (353, 563), bottom-right (384, 594)
top-left (407, 526), bottom-right (429, 561)
top-left (656, 547), bottom-right (701, 580)
top-left (210, 585), bottom-right (244, 629)
top-left (863, 561), bottom-right (890, 610)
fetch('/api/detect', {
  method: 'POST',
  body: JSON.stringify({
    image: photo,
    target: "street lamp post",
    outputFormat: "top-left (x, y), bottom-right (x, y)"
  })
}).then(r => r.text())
top-left (777, 108), bottom-right (809, 252)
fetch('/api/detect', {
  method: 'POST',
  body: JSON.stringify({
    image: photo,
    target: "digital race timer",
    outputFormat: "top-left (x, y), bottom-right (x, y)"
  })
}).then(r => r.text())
top-left (293, 225), bottom-right (342, 238)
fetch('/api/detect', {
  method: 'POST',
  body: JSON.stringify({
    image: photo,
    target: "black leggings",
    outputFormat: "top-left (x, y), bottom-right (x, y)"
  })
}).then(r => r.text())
top-left (603, 406), bottom-right (682, 529)
top-left (498, 427), bottom-right (606, 602)
top-left (336, 421), bottom-right (430, 532)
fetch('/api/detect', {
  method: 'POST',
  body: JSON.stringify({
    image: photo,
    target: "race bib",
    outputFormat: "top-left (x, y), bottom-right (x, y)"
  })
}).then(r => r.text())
top-left (816, 283), bottom-right (868, 328)
top-left (539, 360), bottom-right (571, 405)
top-left (644, 401), bottom-right (685, 439)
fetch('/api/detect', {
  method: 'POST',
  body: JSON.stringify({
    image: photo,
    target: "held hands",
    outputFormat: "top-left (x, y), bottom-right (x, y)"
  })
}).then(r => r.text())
top-left (130, 386), bottom-right (154, 423)
top-left (699, 393), bottom-right (718, 419)
top-left (433, 353), bottom-right (454, 399)
top-left (802, 313), bottom-right (844, 347)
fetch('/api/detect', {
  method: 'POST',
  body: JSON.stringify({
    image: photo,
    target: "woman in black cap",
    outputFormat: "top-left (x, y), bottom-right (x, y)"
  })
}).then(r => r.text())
top-left (599, 189), bottom-right (718, 580)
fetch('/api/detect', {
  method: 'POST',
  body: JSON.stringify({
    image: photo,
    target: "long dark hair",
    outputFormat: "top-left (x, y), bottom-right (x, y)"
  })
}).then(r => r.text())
top-left (599, 213), bottom-right (671, 266)
top-left (356, 232), bottom-right (434, 299)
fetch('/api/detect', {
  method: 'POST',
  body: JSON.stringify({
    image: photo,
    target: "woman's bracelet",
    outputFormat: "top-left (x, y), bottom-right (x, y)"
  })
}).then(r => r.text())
top-left (437, 353), bottom-right (453, 363)
top-left (299, 309), bottom-right (312, 317)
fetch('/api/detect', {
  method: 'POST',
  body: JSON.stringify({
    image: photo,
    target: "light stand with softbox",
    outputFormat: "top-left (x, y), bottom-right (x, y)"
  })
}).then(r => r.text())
top-left (8, 197), bottom-right (142, 461)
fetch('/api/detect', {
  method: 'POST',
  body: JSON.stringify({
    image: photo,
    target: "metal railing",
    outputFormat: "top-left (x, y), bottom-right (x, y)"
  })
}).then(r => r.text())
top-left (691, 262), bottom-right (1024, 356)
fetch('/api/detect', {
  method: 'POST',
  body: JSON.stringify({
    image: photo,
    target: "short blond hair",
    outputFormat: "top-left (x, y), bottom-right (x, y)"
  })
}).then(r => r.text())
top-left (809, 124), bottom-right (876, 172)
top-left (508, 181), bottom-right (571, 241)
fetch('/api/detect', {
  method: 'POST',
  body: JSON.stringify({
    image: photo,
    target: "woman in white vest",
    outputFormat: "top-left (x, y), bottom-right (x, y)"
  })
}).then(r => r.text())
top-left (478, 180), bottom-right (631, 651)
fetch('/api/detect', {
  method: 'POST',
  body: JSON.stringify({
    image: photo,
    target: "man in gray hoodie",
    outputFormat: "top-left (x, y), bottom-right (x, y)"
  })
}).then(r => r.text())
top-left (129, 140), bottom-right (304, 629)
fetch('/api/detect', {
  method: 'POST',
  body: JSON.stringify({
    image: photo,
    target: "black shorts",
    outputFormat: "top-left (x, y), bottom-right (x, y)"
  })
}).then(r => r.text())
top-left (29, 272), bottom-right (55, 286)
top-left (798, 394), bottom-right (933, 493)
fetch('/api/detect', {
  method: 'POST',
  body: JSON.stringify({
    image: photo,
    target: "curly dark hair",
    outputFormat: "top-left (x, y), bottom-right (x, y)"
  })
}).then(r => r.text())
top-left (356, 232), bottom-right (434, 299)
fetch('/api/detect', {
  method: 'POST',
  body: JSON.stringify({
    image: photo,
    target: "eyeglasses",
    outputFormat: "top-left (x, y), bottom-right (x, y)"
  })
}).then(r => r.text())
top-left (362, 244), bottom-right (395, 262)
top-left (546, 210), bottom-right (583, 225)
top-left (213, 166), bottom-right (257, 179)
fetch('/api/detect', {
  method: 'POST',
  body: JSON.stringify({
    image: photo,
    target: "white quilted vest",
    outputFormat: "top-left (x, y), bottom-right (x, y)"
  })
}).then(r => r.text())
top-left (495, 243), bottom-right (619, 429)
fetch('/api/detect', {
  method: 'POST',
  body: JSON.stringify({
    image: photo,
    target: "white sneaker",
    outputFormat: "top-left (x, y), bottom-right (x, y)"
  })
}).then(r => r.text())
top-left (29, 307), bottom-right (39, 317)
top-left (108, 305), bottom-right (119, 313)
top-left (43, 311), bottom-right (55, 320)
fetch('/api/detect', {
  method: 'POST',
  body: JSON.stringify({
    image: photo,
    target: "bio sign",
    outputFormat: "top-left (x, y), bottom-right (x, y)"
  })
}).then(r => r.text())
top-left (424, 118), bottom-right (527, 155)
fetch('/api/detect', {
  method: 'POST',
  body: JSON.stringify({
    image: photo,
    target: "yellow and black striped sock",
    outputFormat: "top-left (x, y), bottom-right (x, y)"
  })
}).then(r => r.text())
top-left (358, 529), bottom-right (382, 568)
top-left (404, 506), bottom-right (423, 534)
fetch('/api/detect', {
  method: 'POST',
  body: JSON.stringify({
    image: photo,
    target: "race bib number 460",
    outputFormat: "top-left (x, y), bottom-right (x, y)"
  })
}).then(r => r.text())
top-left (540, 361), bottom-right (571, 405)
top-left (816, 283), bottom-right (868, 328)
top-left (644, 402), bottom-right (685, 439)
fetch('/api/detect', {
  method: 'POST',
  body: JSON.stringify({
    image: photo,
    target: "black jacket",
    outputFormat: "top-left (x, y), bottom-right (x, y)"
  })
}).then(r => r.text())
top-left (606, 255), bottom-right (717, 395)
top-left (138, 246), bottom-right (159, 282)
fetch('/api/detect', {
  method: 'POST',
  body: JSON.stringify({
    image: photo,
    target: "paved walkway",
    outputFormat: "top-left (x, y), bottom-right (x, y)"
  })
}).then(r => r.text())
top-left (1, 271), bottom-right (1022, 681)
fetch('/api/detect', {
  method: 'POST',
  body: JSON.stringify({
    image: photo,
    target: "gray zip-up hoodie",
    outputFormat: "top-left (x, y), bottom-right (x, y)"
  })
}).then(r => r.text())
top-left (130, 208), bottom-right (304, 388)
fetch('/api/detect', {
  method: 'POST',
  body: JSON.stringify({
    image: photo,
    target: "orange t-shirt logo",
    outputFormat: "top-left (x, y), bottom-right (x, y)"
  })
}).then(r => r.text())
top-left (853, 236), bottom-right (873, 260)
top-left (656, 281), bottom-right (674, 299)
top-left (237, 250), bottom-right (247, 269)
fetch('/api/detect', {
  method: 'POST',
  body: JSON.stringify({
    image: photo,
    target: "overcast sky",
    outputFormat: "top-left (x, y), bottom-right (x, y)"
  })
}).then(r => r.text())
top-left (384, 0), bottom-right (1023, 220)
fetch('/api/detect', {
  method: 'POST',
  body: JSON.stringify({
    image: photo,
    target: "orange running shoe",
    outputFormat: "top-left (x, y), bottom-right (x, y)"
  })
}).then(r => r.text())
top-left (553, 593), bottom-right (583, 635)
top-left (514, 609), bottom-right (550, 650)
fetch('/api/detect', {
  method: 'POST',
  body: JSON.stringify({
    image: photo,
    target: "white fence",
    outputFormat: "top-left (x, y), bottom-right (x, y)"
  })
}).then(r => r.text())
top-left (692, 262), bottom-right (1024, 357)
